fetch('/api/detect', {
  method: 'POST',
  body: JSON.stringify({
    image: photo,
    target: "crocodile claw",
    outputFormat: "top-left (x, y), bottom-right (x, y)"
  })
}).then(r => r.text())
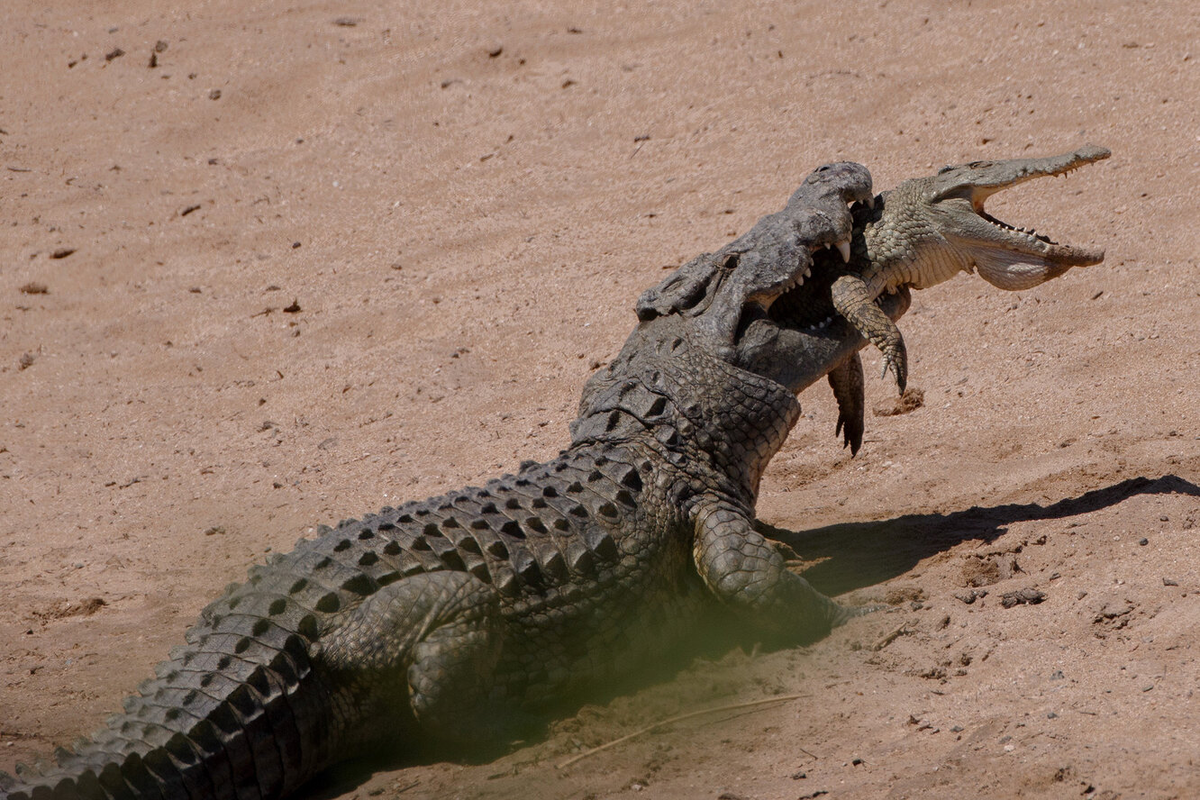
top-left (881, 345), bottom-right (908, 394)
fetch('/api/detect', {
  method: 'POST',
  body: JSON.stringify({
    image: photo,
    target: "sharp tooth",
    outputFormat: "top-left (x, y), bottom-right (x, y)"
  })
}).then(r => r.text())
top-left (866, 195), bottom-right (876, 210)
top-left (823, 242), bottom-right (831, 250)
top-left (825, 316), bottom-right (833, 325)
top-left (836, 240), bottom-right (851, 263)
top-left (802, 265), bottom-right (811, 278)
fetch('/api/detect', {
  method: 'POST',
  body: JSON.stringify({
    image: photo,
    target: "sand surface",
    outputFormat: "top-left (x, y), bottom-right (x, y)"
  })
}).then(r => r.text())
top-left (2, 1), bottom-right (1199, 798)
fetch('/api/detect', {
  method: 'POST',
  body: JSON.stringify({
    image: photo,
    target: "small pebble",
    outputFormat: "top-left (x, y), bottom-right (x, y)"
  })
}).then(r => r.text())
top-left (1139, 538), bottom-right (1149, 546)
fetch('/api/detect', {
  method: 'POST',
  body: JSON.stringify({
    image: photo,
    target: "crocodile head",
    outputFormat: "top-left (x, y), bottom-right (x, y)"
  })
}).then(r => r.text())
top-left (863, 145), bottom-right (1111, 291)
top-left (632, 161), bottom-right (909, 395)
top-left (576, 161), bottom-right (906, 496)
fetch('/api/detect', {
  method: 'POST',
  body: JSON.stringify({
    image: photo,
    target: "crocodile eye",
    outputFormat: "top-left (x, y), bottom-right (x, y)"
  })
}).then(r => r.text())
top-left (938, 165), bottom-right (954, 174)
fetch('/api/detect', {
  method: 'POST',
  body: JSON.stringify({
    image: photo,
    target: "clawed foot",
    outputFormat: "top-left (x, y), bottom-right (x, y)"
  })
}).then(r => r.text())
top-left (880, 348), bottom-right (908, 394)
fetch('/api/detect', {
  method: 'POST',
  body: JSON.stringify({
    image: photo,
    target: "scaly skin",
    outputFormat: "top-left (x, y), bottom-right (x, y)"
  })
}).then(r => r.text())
top-left (829, 145), bottom-right (1110, 392)
top-left (1, 161), bottom-right (903, 800)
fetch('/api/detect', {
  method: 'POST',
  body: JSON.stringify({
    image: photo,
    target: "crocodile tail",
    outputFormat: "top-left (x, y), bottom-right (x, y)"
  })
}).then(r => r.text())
top-left (4, 581), bottom-right (339, 800)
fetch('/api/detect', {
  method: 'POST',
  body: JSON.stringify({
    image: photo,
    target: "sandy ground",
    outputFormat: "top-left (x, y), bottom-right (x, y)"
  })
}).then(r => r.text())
top-left (2, 0), bottom-right (1199, 798)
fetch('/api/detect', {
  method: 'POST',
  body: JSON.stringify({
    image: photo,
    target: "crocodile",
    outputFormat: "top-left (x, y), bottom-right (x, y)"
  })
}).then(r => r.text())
top-left (0, 153), bottom-right (1100, 800)
top-left (828, 145), bottom-right (1110, 393)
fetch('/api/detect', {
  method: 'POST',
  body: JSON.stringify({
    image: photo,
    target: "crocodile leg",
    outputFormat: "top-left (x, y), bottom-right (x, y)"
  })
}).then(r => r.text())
top-left (319, 571), bottom-right (508, 744)
top-left (691, 500), bottom-right (858, 640)
top-left (827, 352), bottom-right (865, 456)
top-left (830, 274), bottom-right (907, 393)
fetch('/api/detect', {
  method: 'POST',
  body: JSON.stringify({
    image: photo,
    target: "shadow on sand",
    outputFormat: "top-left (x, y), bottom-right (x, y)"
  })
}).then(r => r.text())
top-left (759, 474), bottom-right (1200, 597)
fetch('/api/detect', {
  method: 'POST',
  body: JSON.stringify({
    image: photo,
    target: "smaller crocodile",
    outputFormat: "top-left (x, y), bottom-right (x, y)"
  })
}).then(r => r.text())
top-left (828, 145), bottom-right (1110, 393)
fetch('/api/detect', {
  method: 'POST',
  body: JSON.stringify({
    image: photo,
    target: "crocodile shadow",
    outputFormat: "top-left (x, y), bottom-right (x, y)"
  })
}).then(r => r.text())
top-left (760, 474), bottom-right (1200, 597)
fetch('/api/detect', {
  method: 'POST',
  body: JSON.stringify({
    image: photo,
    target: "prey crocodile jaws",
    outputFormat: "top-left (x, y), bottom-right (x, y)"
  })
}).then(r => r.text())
top-left (829, 145), bottom-right (1110, 393)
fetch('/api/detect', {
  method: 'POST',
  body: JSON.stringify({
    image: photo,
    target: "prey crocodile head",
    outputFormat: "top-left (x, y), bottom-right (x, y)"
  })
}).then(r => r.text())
top-left (863, 145), bottom-right (1111, 291)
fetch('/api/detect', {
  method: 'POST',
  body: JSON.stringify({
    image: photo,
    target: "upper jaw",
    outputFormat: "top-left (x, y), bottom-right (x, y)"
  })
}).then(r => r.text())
top-left (933, 144), bottom-right (1111, 205)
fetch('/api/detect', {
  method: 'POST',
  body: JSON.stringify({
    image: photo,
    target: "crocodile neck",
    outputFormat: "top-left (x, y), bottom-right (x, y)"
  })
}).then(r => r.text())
top-left (855, 188), bottom-right (970, 294)
top-left (571, 317), bottom-right (801, 509)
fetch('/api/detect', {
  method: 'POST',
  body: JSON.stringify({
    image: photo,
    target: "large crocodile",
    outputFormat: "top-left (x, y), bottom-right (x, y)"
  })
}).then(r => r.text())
top-left (828, 145), bottom-right (1110, 393)
top-left (1, 153), bottom-right (1105, 800)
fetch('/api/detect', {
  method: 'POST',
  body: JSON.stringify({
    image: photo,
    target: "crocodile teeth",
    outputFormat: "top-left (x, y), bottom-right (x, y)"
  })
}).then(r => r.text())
top-left (802, 265), bottom-right (812, 279)
top-left (836, 240), bottom-right (851, 263)
top-left (865, 195), bottom-right (876, 209)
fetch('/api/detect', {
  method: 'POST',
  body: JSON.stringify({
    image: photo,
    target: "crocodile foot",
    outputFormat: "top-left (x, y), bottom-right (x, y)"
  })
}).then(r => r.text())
top-left (830, 273), bottom-right (907, 393)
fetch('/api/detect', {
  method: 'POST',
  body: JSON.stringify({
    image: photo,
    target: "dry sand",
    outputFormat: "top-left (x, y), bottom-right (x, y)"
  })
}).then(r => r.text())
top-left (2, 1), bottom-right (1199, 797)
